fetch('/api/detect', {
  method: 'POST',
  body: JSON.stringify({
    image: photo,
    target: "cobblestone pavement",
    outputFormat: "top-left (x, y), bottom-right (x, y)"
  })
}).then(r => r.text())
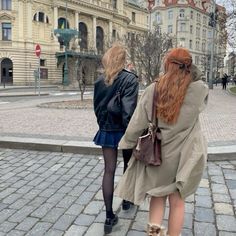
top-left (0, 86), bottom-right (235, 145)
top-left (0, 148), bottom-right (235, 236)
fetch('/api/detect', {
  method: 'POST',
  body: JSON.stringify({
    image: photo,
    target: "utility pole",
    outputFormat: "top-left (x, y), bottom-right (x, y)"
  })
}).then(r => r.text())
top-left (209, 0), bottom-right (217, 89)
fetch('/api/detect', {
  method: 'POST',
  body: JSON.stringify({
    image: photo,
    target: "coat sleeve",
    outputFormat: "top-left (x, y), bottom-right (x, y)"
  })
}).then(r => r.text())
top-left (121, 76), bottom-right (139, 128)
top-left (119, 84), bottom-right (154, 149)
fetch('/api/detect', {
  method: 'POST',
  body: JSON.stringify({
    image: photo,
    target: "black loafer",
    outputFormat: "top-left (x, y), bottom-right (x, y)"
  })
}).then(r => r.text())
top-left (104, 215), bottom-right (118, 234)
top-left (122, 200), bottom-right (134, 211)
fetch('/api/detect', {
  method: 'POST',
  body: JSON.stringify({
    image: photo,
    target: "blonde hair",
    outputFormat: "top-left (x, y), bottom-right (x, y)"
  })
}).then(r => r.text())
top-left (102, 43), bottom-right (126, 85)
top-left (157, 48), bottom-right (192, 124)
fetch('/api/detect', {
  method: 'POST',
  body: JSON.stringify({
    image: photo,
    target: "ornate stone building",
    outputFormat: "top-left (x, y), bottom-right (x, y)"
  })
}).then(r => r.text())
top-left (151, 0), bottom-right (227, 79)
top-left (0, 0), bottom-right (148, 85)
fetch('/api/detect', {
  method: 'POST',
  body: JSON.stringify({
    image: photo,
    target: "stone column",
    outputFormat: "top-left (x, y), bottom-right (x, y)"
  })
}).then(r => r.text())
top-left (109, 21), bottom-right (112, 43)
top-left (75, 11), bottom-right (79, 30)
top-left (18, 0), bottom-right (24, 40)
top-left (54, 5), bottom-right (58, 29)
top-left (27, 0), bottom-right (33, 40)
top-left (92, 16), bottom-right (97, 51)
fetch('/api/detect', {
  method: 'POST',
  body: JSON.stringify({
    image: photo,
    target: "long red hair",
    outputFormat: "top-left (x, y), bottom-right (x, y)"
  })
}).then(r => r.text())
top-left (157, 48), bottom-right (193, 124)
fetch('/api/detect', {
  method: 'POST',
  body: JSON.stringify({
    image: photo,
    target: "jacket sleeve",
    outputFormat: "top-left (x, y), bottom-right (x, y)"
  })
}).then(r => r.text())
top-left (121, 76), bottom-right (139, 128)
top-left (119, 84), bottom-right (154, 149)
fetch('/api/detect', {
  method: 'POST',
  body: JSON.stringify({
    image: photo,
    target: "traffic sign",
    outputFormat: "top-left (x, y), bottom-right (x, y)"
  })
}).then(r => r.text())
top-left (35, 44), bottom-right (41, 57)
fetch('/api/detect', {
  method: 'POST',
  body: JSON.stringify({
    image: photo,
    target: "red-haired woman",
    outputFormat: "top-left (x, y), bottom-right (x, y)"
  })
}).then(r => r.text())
top-left (115, 48), bottom-right (208, 236)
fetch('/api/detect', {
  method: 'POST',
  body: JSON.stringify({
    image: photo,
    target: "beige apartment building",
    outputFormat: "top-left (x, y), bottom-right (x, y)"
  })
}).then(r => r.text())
top-left (151, 0), bottom-right (226, 79)
top-left (0, 0), bottom-right (148, 86)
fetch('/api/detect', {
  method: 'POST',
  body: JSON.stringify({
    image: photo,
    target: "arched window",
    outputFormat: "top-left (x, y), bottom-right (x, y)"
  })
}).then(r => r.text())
top-left (33, 12), bottom-right (49, 23)
top-left (79, 22), bottom-right (88, 50)
top-left (58, 17), bottom-right (69, 29)
top-left (96, 26), bottom-right (104, 54)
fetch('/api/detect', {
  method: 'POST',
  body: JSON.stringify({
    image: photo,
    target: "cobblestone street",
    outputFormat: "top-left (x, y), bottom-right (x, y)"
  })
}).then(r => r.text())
top-left (0, 148), bottom-right (235, 236)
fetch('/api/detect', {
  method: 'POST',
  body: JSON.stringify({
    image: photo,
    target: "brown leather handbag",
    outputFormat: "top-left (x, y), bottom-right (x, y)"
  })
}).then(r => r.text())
top-left (133, 82), bottom-right (162, 166)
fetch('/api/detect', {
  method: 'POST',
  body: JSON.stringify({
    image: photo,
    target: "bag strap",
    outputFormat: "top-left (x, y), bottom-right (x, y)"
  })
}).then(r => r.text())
top-left (151, 81), bottom-right (158, 126)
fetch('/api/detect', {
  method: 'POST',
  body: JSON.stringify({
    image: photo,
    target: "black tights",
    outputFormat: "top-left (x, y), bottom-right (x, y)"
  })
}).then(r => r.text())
top-left (102, 147), bottom-right (117, 219)
top-left (102, 148), bottom-right (133, 218)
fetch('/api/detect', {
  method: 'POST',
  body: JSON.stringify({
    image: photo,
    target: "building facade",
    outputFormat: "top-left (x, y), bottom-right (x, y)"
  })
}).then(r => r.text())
top-left (0, 0), bottom-right (148, 86)
top-left (151, 0), bottom-right (227, 79)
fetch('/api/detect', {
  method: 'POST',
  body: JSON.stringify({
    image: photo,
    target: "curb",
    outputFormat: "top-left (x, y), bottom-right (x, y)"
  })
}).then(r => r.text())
top-left (0, 92), bottom-right (49, 97)
top-left (0, 136), bottom-right (236, 161)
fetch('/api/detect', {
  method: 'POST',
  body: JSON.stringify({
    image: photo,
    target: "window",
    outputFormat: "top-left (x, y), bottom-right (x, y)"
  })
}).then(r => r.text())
top-left (180, 23), bottom-right (186, 32)
top-left (1, 0), bottom-right (11, 10)
top-left (189, 40), bottom-right (192, 49)
top-left (196, 27), bottom-right (200, 37)
top-left (190, 25), bottom-right (193, 34)
top-left (202, 42), bottom-right (206, 52)
top-left (196, 41), bottom-right (200, 50)
top-left (38, 12), bottom-right (44, 23)
top-left (33, 12), bottom-right (49, 24)
top-left (168, 25), bottom-right (173, 34)
top-left (112, 29), bottom-right (116, 40)
top-left (202, 29), bottom-right (206, 38)
top-left (40, 59), bottom-right (46, 67)
top-left (195, 55), bottom-right (199, 65)
top-left (156, 12), bottom-right (161, 23)
top-left (156, 0), bottom-right (160, 5)
top-left (2, 23), bottom-right (11, 40)
top-left (132, 12), bottom-right (136, 23)
top-left (179, 38), bottom-right (185, 47)
top-left (203, 16), bottom-right (207, 24)
top-left (190, 11), bottom-right (194, 19)
top-left (112, 0), bottom-right (117, 9)
top-left (58, 18), bottom-right (69, 29)
top-left (208, 30), bottom-right (212, 39)
top-left (197, 13), bottom-right (201, 22)
top-left (168, 10), bottom-right (173, 20)
top-left (179, 9), bottom-right (185, 18)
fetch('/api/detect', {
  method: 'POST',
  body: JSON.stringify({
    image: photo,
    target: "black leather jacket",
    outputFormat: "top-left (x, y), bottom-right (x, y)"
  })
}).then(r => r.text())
top-left (93, 69), bottom-right (139, 132)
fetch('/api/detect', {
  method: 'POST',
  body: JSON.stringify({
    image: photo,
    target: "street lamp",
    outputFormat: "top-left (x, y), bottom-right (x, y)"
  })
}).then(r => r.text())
top-left (54, 0), bottom-right (79, 86)
top-left (208, 0), bottom-right (217, 89)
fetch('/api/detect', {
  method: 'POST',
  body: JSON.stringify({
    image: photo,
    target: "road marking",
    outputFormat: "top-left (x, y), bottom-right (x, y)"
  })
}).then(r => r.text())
top-left (0, 102), bottom-right (9, 104)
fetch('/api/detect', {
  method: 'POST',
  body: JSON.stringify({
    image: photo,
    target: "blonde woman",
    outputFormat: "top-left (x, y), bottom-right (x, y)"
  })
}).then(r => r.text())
top-left (115, 48), bottom-right (208, 236)
top-left (93, 43), bottom-right (139, 234)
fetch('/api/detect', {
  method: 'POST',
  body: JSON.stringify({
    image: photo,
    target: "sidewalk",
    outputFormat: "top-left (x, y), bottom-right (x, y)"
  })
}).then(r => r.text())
top-left (0, 148), bottom-right (235, 236)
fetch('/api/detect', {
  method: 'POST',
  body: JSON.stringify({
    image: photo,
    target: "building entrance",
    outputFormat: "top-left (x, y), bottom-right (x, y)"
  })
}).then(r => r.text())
top-left (1, 58), bottom-right (13, 84)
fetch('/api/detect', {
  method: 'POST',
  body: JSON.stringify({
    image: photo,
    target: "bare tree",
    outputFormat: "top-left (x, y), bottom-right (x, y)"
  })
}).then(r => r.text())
top-left (217, 0), bottom-right (236, 51)
top-left (125, 27), bottom-right (173, 84)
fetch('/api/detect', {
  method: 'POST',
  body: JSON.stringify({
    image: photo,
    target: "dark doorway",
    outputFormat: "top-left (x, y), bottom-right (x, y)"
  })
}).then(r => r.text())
top-left (1, 58), bottom-right (13, 84)
top-left (96, 26), bottom-right (104, 54)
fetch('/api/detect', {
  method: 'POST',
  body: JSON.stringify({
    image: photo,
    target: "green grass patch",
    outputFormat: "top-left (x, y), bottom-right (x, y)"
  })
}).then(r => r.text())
top-left (229, 86), bottom-right (236, 95)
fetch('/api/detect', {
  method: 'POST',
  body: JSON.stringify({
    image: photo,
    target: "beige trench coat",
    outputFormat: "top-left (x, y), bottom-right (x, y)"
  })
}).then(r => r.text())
top-left (115, 79), bottom-right (209, 205)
